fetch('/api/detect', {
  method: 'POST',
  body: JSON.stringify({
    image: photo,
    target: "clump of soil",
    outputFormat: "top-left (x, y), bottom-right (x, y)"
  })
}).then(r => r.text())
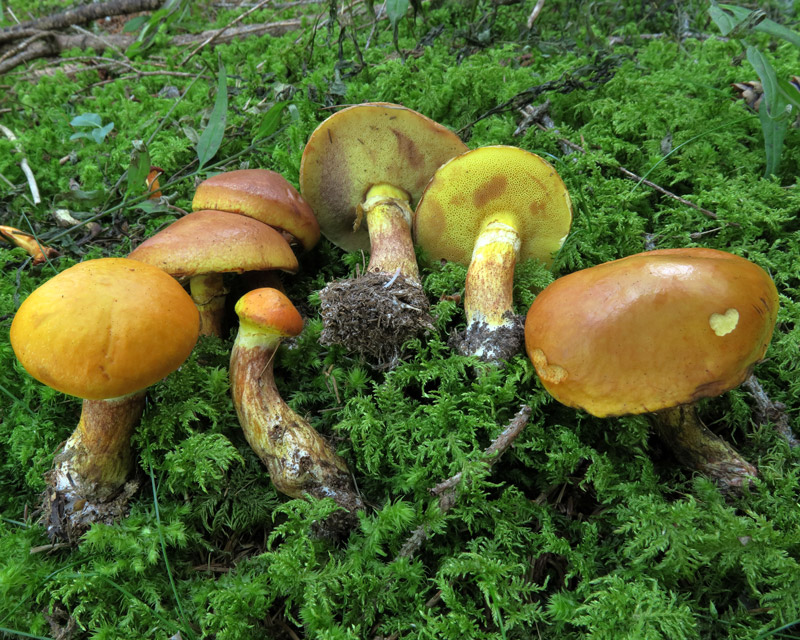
top-left (41, 475), bottom-right (139, 543)
top-left (451, 312), bottom-right (525, 364)
top-left (319, 271), bottom-right (434, 368)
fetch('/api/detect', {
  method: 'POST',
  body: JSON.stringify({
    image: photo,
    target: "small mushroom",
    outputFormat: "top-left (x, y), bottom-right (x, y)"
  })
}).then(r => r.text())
top-left (524, 248), bottom-right (779, 492)
top-left (299, 102), bottom-right (468, 365)
top-left (414, 145), bottom-right (573, 363)
top-left (192, 168), bottom-right (320, 251)
top-left (230, 288), bottom-right (363, 536)
top-left (129, 210), bottom-right (298, 337)
top-left (10, 258), bottom-right (199, 539)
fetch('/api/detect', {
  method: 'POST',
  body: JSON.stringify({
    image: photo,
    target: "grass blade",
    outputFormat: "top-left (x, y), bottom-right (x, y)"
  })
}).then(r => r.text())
top-left (196, 60), bottom-right (228, 170)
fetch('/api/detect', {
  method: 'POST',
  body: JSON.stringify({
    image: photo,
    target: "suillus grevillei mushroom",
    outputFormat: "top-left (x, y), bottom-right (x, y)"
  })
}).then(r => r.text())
top-left (299, 102), bottom-right (468, 366)
top-left (414, 145), bottom-right (573, 364)
top-left (230, 287), bottom-right (363, 536)
top-left (10, 258), bottom-right (199, 539)
top-left (129, 209), bottom-right (298, 337)
top-left (192, 168), bottom-right (320, 251)
top-left (524, 247), bottom-right (779, 491)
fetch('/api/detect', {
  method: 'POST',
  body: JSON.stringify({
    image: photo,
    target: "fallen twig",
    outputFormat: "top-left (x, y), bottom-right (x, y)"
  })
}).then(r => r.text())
top-left (0, 124), bottom-right (41, 205)
top-left (742, 375), bottom-right (799, 448)
top-left (1, 20), bottom-right (302, 74)
top-left (526, 0), bottom-right (546, 29)
top-left (0, 0), bottom-right (162, 45)
top-left (179, 0), bottom-right (273, 66)
top-left (396, 405), bottom-right (533, 560)
top-left (533, 122), bottom-right (720, 220)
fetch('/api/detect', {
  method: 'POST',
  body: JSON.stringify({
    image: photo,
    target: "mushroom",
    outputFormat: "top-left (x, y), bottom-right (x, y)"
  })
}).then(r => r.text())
top-left (414, 145), bottom-right (573, 363)
top-left (10, 257), bottom-right (199, 539)
top-left (230, 288), bottom-right (363, 536)
top-left (299, 102), bottom-right (468, 365)
top-left (524, 247), bottom-right (779, 491)
top-left (129, 209), bottom-right (298, 337)
top-left (192, 168), bottom-right (320, 251)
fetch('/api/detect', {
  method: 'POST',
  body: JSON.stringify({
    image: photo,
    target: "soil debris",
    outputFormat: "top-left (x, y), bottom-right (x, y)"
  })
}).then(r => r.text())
top-left (318, 271), bottom-right (434, 369)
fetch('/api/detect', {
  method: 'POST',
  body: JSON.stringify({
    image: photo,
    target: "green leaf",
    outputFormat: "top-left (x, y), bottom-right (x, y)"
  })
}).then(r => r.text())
top-left (716, 3), bottom-right (800, 48)
top-left (196, 61), bottom-right (228, 170)
top-left (122, 15), bottom-right (149, 33)
top-left (255, 101), bottom-right (288, 139)
top-left (91, 121), bottom-right (114, 143)
top-left (747, 47), bottom-right (790, 176)
top-left (386, 0), bottom-right (409, 27)
top-left (70, 113), bottom-right (102, 128)
top-left (126, 141), bottom-right (152, 198)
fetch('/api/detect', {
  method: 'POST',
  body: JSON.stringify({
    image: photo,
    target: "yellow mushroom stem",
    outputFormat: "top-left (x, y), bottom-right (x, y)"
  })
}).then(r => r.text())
top-left (358, 183), bottom-right (420, 282)
top-left (651, 404), bottom-right (758, 492)
top-left (230, 326), bottom-right (363, 512)
top-left (189, 273), bottom-right (227, 337)
top-left (51, 391), bottom-right (146, 502)
top-left (464, 218), bottom-right (521, 335)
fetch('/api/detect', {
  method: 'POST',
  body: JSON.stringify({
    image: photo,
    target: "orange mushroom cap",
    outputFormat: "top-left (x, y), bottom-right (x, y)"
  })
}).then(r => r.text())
top-left (413, 146), bottom-right (573, 268)
top-left (524, 248), bottom-right (779, 417)
top-left (10, 258), bottom-right (199, 400)
top-left (192, 169), bottom-right (319, 251)
top-left (235, 288), bottom-right (304, 338)
top-left (299, 102), bottom-right (468, 252)
top-left (129, 210), bottom-right (299, 277)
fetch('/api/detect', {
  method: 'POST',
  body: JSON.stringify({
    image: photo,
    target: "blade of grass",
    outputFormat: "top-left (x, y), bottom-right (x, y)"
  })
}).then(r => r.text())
top-left (0, 382), bottom-right (36, 418)
top-left (629, 116), bottom-right (752, 194)
top-left (0, 627), bottom-right (52, 639)
top-left (149, 462), bottom-right (195, 640)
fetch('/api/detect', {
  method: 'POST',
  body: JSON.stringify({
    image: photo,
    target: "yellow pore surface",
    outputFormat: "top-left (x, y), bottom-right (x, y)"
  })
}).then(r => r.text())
top-left (524, 248), bottom-right (780, 417)
top-left (10, 258), bottom-right (199, 400)
top-left (413, 146), bottom-right (573, 267)
top-left (299, 102), bottom-right (468, 252)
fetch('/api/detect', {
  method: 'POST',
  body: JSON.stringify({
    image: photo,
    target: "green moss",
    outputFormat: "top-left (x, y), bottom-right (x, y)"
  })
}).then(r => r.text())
top-left (2, 1), bottom-right (800, 638)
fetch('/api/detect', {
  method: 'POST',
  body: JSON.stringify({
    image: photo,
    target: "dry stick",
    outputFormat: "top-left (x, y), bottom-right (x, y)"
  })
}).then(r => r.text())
top-left (0, 0), bottom-right (163, 44)
top-left (742, 375), bottom-right (799, 448)
top-left (0, 30), bottom-right (51, 66)
top-left (0, 124), bottom-right (40, 205)
top-left (396, 405), bottom-right (533, 560)
top-left (526, 0), bottom-right (546, 29)
top-left (0, 20), bottom-right (302, 74)
top-left (179, 0), bottom-right (273, 66)
top-left (534, 122), bottom-right (719, 220)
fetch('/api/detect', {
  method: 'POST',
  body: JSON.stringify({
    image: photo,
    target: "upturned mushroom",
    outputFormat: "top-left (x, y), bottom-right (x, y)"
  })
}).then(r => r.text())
top-left (299, 102), bottom-right (468, 365)
top-left (10, 258), bottom-right (199, 539)
top-left (414, 145), bottom-right (573, 363)
top-left (192, 168), bottom-right (320, 251)
top-left (230, 288), bottom-right (363, 535)
top-left (129, 209), bottom-right (298, 337)
top-left (524, 248), bottom-right (779, 491)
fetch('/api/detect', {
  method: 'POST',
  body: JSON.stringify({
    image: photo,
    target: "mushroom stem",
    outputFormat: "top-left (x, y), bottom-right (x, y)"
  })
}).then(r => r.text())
top-left (51, 392), bottom-right (145, 501)
top-left (190, 272), bottom-right (227, 337)
top-left (651, 404), bottom-right (758, 492)
top-left (361, 184), bottom-right (420, 281)
top-left (461, 219), bottom-right (523, 361)
top-left (230, 327), bottom-right (364, 515)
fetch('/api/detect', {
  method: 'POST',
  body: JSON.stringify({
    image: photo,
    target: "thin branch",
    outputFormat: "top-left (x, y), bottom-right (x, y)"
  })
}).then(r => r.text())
top-left (179, 0), bottom-right (273, 66)
top-left (526, 0), bottom-right (546, 29)
top-left (1, 19), bottom-right (302, 74)
top-left (396, 405), bottom-right (533, 560)
top-left (0, 0), bottom-right (163, 45)
top-left (0, 124), bottom-right (41, 205)
top-left (742, 375), bottom-right (799, 448)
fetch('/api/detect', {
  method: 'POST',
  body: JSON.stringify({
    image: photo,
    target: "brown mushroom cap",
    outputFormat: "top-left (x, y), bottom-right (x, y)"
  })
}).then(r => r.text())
top-left (524, 248), bottom-right (779, 417)
top-left (299, 102), bottom-right (468, 252)
top-left (10, 258), bottom-right (199, 401)
top-left (235, 288), bottom-right (304, 338)
top-left (192, 169), bottom-right (320, 251)
top-left (414, 146), bottom-right (572, 267)
top-left (129, 210), bottom-right (299, 277)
